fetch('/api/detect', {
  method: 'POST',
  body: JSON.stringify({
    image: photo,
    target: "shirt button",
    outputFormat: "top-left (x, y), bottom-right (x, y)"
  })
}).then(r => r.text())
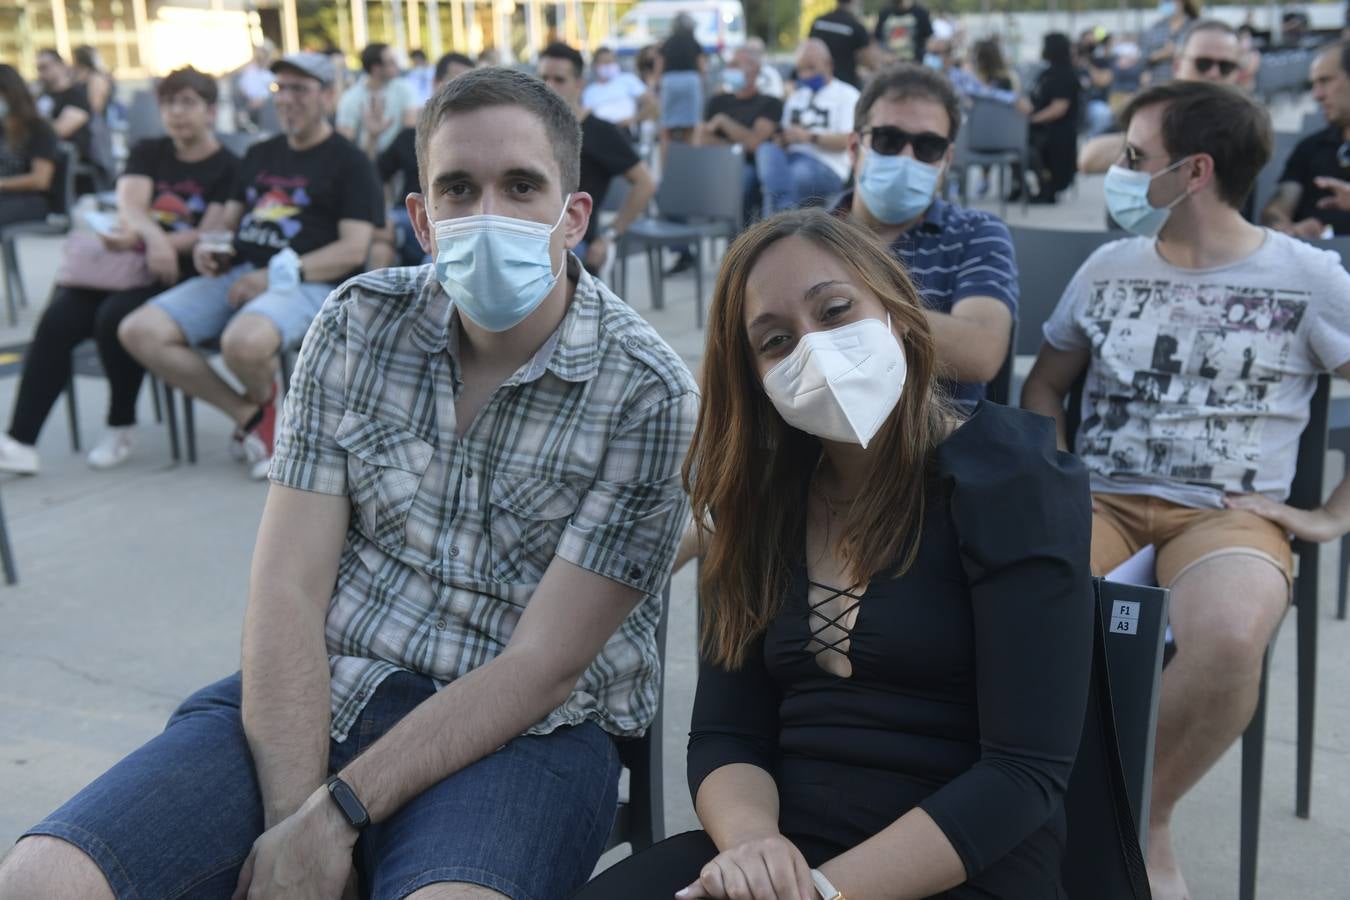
top-left (435, 619), bottom-right (447, 630)
top-left (449, 545), bottom-right (460, 558)
top-left (623, 336), bottom-right (639, 349)
top-left (628, 563), bottom-right (643, 581)
top-left (355, 690), bottom-right (367, 700)
top-left (465, 468), bottom-right (473, 479)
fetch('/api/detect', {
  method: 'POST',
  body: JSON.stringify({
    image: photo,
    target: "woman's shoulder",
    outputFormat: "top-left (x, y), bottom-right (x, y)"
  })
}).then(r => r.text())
top-left (937, 403), bottom-right (1086, 495)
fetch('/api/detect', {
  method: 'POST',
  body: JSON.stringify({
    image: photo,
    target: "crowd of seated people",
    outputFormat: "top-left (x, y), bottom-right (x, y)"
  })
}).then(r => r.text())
top-left (0, 20), bottom-right (1347, 900)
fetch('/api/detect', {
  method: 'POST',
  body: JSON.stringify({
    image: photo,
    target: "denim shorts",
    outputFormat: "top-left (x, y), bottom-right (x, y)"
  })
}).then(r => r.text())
top-left (22, 671), bottom-right (621, 900)
top-left (150, 264), bottom-right (335, 348)
top-left (659, 71), bottom-right (703, 129)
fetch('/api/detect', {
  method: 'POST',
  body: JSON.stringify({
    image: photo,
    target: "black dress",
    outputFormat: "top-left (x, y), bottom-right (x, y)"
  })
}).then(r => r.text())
top-left (1029, 64), bottom-right (1081, 200)
top-left (575, 403), bottom-right (1093, 899)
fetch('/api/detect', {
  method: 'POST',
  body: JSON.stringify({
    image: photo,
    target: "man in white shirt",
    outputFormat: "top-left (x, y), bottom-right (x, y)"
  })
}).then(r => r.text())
top-left (754, 38), bottom-right (859, 216)
top-left (336, 42), bottom-right (419, 159)
top-left (582, 46), bottom-right (651, 131)
top-left (405, 48), bottom-right (435, 105)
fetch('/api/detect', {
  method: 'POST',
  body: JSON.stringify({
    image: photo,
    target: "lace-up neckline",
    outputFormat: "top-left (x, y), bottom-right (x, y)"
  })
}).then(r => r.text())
top-left (805, 579), bottom-right (866, 677)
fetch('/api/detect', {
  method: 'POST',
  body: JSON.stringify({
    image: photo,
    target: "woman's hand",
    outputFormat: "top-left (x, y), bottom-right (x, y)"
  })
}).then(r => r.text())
top-left (675, 835), bottom-right (815, 900)
top-left (98, 227), bottom-right (140, 253)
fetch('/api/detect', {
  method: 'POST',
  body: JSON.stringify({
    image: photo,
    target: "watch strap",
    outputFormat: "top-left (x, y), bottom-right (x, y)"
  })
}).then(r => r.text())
top-left (810, 869), bottom-right (844, 900)
top-left (324, 774), bottom-right (370, 830)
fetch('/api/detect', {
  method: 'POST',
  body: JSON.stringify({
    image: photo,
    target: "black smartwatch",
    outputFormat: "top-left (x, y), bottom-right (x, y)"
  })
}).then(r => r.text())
top-left (324, 775), bottom-right (370, 831)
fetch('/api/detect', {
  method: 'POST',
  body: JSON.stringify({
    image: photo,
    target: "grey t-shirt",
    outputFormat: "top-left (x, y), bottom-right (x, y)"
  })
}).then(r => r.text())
top-left (1043, 230), bottom-right (1350, 507)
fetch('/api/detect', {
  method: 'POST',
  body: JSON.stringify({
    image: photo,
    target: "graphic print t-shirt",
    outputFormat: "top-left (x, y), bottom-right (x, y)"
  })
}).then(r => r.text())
top-left (780, 78), bottom-right (859, 181)
top-left (875, 2), bottom-right (933, 62)
top-left (1043, 232), bottom-right (1350, 506)
top-left (123, 138), bottom-right (239, 246)
top-left (232, 133), bottom-right (383, 277)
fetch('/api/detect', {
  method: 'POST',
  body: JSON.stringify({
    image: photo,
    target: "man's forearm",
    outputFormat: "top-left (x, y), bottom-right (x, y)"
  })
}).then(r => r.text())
top-left (1079, 132), bottom-right (1123, 174)
top-left (299, 237), bottom-right (370, 283)
top-left (924, 308), bottom-right (1008, 385)
top-left (612, 179), bottom-right (654, 234)
top-left (241, 587), bottom-right (333, 826)
top-left (1021, 377), bottom-right (1069, 450)
top-left (338, 645), bottom-right (579, 823)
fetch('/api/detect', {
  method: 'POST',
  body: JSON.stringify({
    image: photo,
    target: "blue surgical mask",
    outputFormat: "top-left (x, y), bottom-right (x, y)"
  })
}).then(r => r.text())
top-left (923, 53), bottom-right (945, 70)
top-left (1157, 0), bottom-right (1177, 17)
top-left (722, 67), bottom-right (747, 92)
top-left (0, 99), bottom-right (8, 120)
top-left (1103, 158), bottom-right (1190, 238)
top-left (858, 152), bottom-right (941, 225)
top-left (799, 74), bottom-right (827, 92)
top-left (434, 197), bottom-right (571, 332)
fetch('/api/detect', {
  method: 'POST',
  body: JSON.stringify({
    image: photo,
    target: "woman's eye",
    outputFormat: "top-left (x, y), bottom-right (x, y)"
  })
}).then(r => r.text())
top-left (759, 334), bottom-right (790, 353)
top-left (822, 300), bottom-right (852, 320)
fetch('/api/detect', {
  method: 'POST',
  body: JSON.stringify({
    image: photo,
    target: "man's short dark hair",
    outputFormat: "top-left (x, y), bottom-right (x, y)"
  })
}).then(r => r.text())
top-left (361, 42), bottom-right (390, 73)
top-left (434, 52), bottom-right (475, 82)
top-left (1178, 18), bottom-right (1237, 53)
top-left (1121, 81), bottom-right (1272, 209)
top-left (410, 49), bottom-right (427, 64)
top-left (416, 66), bottom-right (582, 194)
top-left (156, 66), bottom-right (219, 105)
top-left (855, 63), bottom-right (962, 142)
top-left (37, 48), bottom-right (63, 64)
top-left (540, 42), bottom-right (585, 79)
top-left (593, 45), bottom-right (613, 58)
top-left (1319, 39), bottom-right (1350, 77)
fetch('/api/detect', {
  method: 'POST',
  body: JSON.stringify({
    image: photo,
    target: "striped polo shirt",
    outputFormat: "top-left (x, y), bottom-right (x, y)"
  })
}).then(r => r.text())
top-left (836, 193), bottom-right (1019, 405)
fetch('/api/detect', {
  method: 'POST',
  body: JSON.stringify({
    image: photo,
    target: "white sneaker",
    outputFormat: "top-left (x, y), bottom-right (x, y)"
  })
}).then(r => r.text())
top-left (0, 434), bottom-right (39, 475)
top-left (87, 426), bottom-right (136, 470)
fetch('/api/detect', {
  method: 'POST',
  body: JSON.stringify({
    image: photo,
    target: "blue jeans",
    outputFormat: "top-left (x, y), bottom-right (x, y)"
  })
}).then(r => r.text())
top-left (150, 264), bottom-right (334, 348)
top-left (22, 672), bottom-right (621, 900)
top-left (755, 143), bottom-right (845, 217)
top-left (389, 205), bottom-right (431, 267)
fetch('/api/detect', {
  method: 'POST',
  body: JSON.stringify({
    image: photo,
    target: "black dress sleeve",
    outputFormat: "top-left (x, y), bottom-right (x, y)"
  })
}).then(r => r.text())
top-left (26, 119), bottom-right (59, 165)
top-left (687, 632), bottom-right (782, 803)
top-left (920, 405), bottom-right (1094, 879)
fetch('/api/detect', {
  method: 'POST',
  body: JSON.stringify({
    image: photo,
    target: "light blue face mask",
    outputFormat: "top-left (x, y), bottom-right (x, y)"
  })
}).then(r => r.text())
top-left (923, 53), bottom-right (945, 71)
top-left (858, 151), bottom-right (942, 225)
top-left (0, 99), bottom-right (8, 120)
top-left (1103, 158), bottom-right (1190, 238)
top-left (722, 67), bottom-right (747, 93)
top-left (433, 196), bottom-right (570, 332)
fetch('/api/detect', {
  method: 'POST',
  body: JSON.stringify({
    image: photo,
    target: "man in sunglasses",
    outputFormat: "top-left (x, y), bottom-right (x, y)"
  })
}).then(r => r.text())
top-left (1262, 40), bottom-right (1350, 238)
top-left (833, 64), bottom-right (1015, 407)
top-left (1079, 20), bottom-right (1242, 176)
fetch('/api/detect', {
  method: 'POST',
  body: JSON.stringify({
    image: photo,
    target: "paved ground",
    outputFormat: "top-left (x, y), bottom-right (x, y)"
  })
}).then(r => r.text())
top-left (3, 102), bottom-right (1350, 897)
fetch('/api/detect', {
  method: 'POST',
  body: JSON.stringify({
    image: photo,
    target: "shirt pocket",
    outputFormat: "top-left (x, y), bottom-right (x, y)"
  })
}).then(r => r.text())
top-left (335, 410), bottom-right (434, 551)
top-left (487, 477), bottom-right (581, 585)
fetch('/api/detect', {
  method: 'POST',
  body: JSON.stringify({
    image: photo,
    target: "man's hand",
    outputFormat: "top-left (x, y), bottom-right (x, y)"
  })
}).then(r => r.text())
top-left (584, 235), bottom-right (611, 272)
top-left (228, 268), bottom-right (269, 308)
top-left (1291, 217), bottom-right (1327, 240)
top-left (781, 125), bottom-right (812, 146)
top-left (145, 234), bottom-right (180, 285)
top-left (231, 785), bottom-right (357, 900)
top-left (194, 242), bottom-right (226, 277)
top-left (1314, 176), bottom-right (1350, 213)
top-left (1224, 493), bottom-right (1347, 543)
top-left (675, 834), bottom-right (814, 900)
top-left (99, 228), bottom-right (141, 253)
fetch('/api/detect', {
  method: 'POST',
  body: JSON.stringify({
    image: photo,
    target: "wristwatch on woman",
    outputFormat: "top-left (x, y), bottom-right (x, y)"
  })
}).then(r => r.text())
top-left (810, 869), bottom-right (845, 900)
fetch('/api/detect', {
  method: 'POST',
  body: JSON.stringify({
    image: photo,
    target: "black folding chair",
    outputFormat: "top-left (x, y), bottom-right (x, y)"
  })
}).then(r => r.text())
top-left (1, 142), bottom-right (78, 325)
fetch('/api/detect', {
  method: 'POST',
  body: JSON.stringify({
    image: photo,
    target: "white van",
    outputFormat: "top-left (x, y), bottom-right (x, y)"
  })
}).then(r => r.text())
top-left (610, 1), bottom-right (746, 58)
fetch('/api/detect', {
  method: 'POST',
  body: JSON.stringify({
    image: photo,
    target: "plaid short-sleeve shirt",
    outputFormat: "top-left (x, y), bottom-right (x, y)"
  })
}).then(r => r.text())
top-left (270, 260), bottom-right (698, 742)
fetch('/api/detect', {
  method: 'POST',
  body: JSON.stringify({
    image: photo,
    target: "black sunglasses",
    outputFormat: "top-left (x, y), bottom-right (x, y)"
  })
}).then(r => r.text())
top-left (1188, 56), bottom-right (1239, 77)
top-left (860, 125), bottom-right (951, 164)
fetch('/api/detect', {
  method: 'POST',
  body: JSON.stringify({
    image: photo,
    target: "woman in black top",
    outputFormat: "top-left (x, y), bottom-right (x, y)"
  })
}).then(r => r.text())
top-left (0, 67), bottom-right (238, 476)
top-left (1028, 32), bottom-right (1082, 204)
top-left (574, 209), bottom-right (1092, 900)
top-left (0, 64), bottom-right (58, 228)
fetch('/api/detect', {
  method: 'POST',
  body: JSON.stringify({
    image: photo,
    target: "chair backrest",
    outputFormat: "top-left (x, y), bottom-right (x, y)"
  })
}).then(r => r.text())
top-left (605, 584), bottom-right (669, 852)
top-left (1060, 578), bottom-right (1166, 900)
top-left (1288, 374), bottom-right (1331, 524)
top-left (654, 143), bottom-right (744, 225)
top-left (965, 97), bottom-right (1028, 155)
top-left (258, 97), bottom-right (282, 134)
top-left (1252, 130), bottom-right (1303, 218)
top-left (125, 88), bottom-right (165, 145)
top-left (601, 173), bottom-right (631, 214)
top-left (1007, 226), bottom-right (1121, 358)
top-left (49, 141), bottom-right (78, 220)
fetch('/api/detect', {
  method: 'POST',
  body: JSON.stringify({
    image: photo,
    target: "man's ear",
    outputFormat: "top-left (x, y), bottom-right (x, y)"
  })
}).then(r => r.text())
top-left (407, 192), bottom-right (433, 256)
top-left (564, 191), bottom-right (594, 250)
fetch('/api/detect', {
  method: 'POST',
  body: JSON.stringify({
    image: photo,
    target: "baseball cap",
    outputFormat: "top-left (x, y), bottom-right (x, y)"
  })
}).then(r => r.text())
top-left (270, 51), bottom-right (334, 85)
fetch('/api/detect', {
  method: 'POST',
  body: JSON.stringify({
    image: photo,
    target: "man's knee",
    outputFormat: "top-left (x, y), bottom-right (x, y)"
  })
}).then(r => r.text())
top-left (220, 314), bottom-right (281, 370)
top-left (0, 835), bottom-right (114, 900)
top-left (1171, 557), bottom-right (1287, 673)
top-left (118, 306), bottom-right (183, 361)
top-left (406, 884), bottom-right (510, 900)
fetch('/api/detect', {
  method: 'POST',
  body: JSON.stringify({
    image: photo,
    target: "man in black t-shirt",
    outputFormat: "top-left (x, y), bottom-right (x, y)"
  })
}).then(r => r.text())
top-left (696, 46), bottom-right (783, 225)
top-left (1263, 41), bottom-right (1350, 237)
top-left (876, 0), bottom-right (934, 64)
top-left (34, 48), bottom-right (101, 190)
top-left (539, 42), bottom-right (656, 277)
top-left (121, 52), bottom-right (382, 480)
top-left (809, 0), bottom-right (879, 88)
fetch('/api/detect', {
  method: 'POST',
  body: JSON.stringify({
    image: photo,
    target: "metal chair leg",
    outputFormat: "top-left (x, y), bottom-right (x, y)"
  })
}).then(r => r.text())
top-left (2, 239), bottom-right (18, 328)
top-left (693, 238), bottom-right (705, 330)
top-left (184, 394), bottom-right (197, 465)
top-left (65, 376), bottom-right (81, 453)
top-left (162, 381), bottom-right (181, 463)
top-left (0, 486), bottom-right (17, 585)
top-left (1239, 654), bottom-right (1270, 900)
top-left (151, 375), bottom-right (163, 424)
top-left (1294, 540), bottom-right (1318, 820)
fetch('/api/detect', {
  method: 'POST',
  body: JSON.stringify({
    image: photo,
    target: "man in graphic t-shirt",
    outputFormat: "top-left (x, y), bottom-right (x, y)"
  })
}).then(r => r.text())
top-left (808, 0), bottom-right (880, 89)
top-left (875, 0), bottom-right (934, 64)
top-left (697, 44), bottom-right (783, 223)
top-left (755, 39), bottom-right (859, 216)
top-left (120, 52), bottom-right (382, 480)
top-left (1023, 81), bottom-right (1350, 900)
top-left (34, 48), bottom-right (106, 191)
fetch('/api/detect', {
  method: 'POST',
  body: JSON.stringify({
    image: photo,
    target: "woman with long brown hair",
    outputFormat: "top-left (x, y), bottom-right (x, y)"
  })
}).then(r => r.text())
top-left (0, 63), bottom-right (58, 228)
top-left (575, 208), bottom-right (1093, 900)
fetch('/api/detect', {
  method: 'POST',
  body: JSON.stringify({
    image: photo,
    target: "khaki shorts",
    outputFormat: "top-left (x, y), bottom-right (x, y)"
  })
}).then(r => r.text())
top-left (1091, 492), bottom-right (1294, 590)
